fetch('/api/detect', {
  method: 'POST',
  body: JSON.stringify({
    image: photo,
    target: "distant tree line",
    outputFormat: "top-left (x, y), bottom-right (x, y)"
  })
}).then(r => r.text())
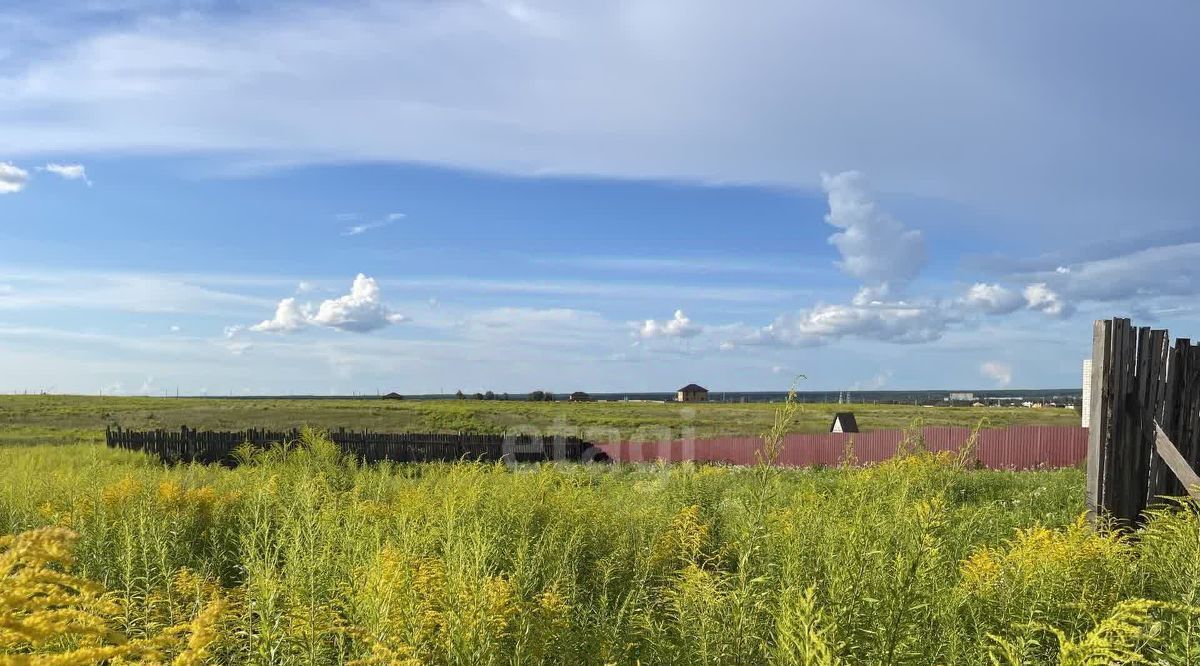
top-left (454, 390), bottom-right (515, 401)
top-left (453, 390), bottom-right (556, 402)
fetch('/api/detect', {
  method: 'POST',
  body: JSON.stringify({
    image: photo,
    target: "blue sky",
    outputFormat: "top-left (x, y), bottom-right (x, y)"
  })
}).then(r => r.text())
top-left (2, 1), bottom-right (1199, 395)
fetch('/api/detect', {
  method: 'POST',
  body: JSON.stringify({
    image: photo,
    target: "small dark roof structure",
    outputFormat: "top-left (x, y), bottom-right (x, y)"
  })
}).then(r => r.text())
top-left (381, 392), bottom-right (404, 400)
top-left (569, 391), bottom-right (591, 402)
top-left (830, 412), bottom-right (859, 433)
top-left (678, 384), bottom-right (709, 393)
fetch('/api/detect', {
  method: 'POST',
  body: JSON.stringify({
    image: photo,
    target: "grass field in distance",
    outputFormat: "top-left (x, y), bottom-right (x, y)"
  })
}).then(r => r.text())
top-left (0, 394), bottom-right (1081, 447)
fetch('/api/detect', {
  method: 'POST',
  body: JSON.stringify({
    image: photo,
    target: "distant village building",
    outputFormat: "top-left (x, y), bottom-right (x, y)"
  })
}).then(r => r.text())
top-left (381, 392), bottom-right (404, 400)
top-left (948, 392), bottom-right (976, 402)
top-left (569, 391), bottom-right (591, 402)
top-left (676, 384), bottom-right (709, 403)
top-left (830, 412), bottom-right (859, 433)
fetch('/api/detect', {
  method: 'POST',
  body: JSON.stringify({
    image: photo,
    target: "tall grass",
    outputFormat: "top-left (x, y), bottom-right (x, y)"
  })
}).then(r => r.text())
top-left (1, 432), bottom-right (1197, 664)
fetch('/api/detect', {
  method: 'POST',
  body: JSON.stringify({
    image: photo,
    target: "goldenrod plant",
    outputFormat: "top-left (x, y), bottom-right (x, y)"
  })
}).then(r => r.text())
top-left (0, 528), bottom-right (224, 665)
top-left (1, 426), bottom-right (1198, 664)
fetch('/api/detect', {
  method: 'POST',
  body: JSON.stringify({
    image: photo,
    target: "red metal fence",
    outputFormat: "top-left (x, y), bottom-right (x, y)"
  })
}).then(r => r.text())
top-left (596, 426), bottom-right (1087, 470)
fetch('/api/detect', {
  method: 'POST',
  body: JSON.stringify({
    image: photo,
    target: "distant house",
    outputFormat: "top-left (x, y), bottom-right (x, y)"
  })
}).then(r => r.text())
top-left (569, 391), bottom-right (591, 402)
top-left (948, 392), bottom-right (976, 402)
top-left (381, 392), bottom-right (404, 400)
top-left (829, 412), bottom-right (859, 433)
top-left (676, 384), bottom-right (709, 403)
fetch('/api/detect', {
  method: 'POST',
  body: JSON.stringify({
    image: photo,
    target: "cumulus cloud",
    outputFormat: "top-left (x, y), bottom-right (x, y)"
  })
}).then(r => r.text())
top-left (638, 310), bottom-right (701, 339)
top-left (981, 361), bottom-right (1013, 387)
top-left (1023, 283), bottom-right (1069, 317)
top-left (747, 298), bottom-right (952, 347)
top-left (962, 283), bottom-right (1024, 315)
top-left (249, 274), bottom-right (407, 334)
top-left (310, 274), bottom-right (408, 331)
top-left (822, 171), bottom-right (926, 291)
top-left (39, 163), bottom-right (91, 186)
top-left (737, 180), bottom-right (946, 348)
top-left (250, 297), bottom-right (310, 333)
top-left (0, 162), bottom-right (29, 194)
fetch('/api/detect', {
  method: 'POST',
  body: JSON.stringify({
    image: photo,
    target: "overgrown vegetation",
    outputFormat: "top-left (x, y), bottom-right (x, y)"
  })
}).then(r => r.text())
top-left (2, 432), bottom-right (1197, 664)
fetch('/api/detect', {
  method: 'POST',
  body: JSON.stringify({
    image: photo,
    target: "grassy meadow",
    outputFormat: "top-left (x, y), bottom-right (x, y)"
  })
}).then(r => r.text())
top-left (0, 394), bottom-right (1081, 447)
top-left (2, 429), bottom-right (1200, 664)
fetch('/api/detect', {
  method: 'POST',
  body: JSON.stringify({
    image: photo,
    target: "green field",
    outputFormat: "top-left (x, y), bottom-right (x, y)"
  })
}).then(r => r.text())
top-left (2, 435), bottom-right (1198, 664)
top-left (0, 395), bottom-right (1081, 447)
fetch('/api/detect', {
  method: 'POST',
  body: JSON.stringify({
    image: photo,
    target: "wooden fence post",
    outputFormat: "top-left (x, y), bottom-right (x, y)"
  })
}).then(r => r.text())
top-left (1086, 319), bottom-right (1111, 521)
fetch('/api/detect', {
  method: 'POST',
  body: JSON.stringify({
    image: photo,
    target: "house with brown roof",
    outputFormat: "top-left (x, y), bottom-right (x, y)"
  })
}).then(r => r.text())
top-left (676, 384), bottom-right (709, 403)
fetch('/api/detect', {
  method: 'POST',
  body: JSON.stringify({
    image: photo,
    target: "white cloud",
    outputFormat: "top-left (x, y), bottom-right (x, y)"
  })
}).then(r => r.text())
top-left (310, 274), bottom-right (408, 331)
top-left (822, 171), bottom-right (926, 291)
top-left (638, 309), bottom-right (701, 339)
top-left (0, 162), bottom-right (29, 194)
top-left (748, 299), bottom-right (952, 347)
top-left (169, 324), bottom-right (181, 332)
top-left (1024, 282), bottom-right (1069, 317)
top-left (250, 274), bottom-right (408, 334)
top-left (962, 282), bottom-right (1023, 315)
top-left (343, 212), bottom-right (404, 236)
top-left (738, 176), bottom-right (948, 349)
top-left (39, 163), bottom-right (91, 186)
top-left (981, 361), bottom-right (1013, 388)
top-left (250, 297), bottom-right (309, 333)
top-left (1049, 243), bottom-right (1200, 302)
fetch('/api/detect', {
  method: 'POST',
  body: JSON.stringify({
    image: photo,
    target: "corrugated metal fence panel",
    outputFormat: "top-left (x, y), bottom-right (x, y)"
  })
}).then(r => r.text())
top-left (595, 426), bottom-right (1088, 469)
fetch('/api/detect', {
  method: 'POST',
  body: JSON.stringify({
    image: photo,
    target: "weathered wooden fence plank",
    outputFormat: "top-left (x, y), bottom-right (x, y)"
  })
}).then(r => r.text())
top-left (1153, 423), bottom-right (1200, 501)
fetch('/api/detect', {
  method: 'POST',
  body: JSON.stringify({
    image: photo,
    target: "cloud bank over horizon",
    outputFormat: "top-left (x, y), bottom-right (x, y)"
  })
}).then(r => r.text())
top-left (1, 2), bottom-right (1196, 237)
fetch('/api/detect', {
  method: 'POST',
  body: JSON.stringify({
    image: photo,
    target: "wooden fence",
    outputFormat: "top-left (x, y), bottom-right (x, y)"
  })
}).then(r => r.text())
top-left (1087, 318), bottom-right (1200, 524)
top-left (597, 425), bottom-right (1087, 469)
top-left (105, 426), bottom-right (601, 465)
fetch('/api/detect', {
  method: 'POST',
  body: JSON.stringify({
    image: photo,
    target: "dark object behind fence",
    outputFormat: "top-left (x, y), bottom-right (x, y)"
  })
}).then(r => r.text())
top-left (1087, 318), bottom-right (1200, 525)
top-left (106, 426), bottom-right (602, 465)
